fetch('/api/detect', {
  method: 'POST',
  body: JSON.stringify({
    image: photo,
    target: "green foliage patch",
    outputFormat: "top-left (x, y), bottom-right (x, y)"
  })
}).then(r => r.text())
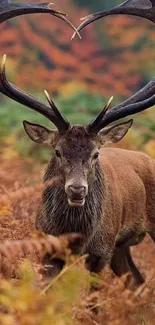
top-left (0, 90), bottom-right (155, 161)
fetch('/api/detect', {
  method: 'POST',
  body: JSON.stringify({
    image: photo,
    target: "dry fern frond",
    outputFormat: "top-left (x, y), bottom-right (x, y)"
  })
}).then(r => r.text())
top-left (0, 183), bottom-right (43, 206)
top-left (0, 176), bottom-right (62, 208)
top-left (0, 233), bottom-right (82, 276)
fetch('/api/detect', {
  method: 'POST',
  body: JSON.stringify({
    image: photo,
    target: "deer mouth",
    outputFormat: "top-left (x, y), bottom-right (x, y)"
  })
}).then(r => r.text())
top-left (68, 198), bottom-right (85, 207)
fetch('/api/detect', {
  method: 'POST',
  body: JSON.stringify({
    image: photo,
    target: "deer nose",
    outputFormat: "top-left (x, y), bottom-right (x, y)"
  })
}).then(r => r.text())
top-left (69, 186), bottom-right (86, 198)
top-left (69, 186), bottom-right (85, 194)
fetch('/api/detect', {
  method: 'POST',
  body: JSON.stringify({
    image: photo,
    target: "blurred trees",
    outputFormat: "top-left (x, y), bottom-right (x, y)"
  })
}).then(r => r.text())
top-left (74, 0), bottom-right (120, 10)
top-left (0, 0), bottom-right (155, 160)
top-left (0, 0), bottom-right (155, 99)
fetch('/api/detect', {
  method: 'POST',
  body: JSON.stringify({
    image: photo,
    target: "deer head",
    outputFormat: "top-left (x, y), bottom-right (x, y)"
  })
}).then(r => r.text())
top-left (1, 55), bottom-right (155, 207)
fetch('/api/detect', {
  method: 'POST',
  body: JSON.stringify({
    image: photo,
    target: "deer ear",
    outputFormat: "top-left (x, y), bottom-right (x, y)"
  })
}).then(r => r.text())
top-left (23, 120), bottom-right (58, 146)
top-left (97, 120), bottom-right (133, 146)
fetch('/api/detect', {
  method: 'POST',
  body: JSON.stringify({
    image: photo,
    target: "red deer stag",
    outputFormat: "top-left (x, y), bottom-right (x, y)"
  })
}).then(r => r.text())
top-left (1, 55), bottom-right (155, 285)
top-left (0, 0), bottom-right (79, 36)
top-left (73, 0), bottom-right (155, 37)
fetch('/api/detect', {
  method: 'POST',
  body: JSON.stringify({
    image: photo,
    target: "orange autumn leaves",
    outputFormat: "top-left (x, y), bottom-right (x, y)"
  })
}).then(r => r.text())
top-left (0, 0), bottom-right (155, 99)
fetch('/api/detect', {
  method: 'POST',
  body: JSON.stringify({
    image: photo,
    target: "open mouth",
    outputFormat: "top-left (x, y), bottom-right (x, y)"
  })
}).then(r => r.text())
top-left (68, 198), bottom-right (85, 207)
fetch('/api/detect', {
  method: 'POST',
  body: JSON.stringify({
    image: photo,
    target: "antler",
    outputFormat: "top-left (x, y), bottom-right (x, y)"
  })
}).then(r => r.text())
top-left (72, 0), bottom-right (155, 38)
top-left (70, 0), bottom-right (155, 133)
top-left (0, 55), bottom-right (70, 134)
top-left (0, 0), bottom-right (80, 38)
top-left (86, 76), bottom-right (155, 134)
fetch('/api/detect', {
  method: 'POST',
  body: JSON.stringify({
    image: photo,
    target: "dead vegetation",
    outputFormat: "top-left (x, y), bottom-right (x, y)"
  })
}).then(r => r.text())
top-left (0, 157), bottom-right (155, 325)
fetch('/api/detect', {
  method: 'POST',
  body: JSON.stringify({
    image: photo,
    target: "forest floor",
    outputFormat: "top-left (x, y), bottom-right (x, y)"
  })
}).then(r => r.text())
top-left (0, 156), bottom-right (155, 325)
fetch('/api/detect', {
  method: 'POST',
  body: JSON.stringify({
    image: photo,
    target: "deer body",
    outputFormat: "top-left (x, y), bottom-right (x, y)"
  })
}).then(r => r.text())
top-left (100, 148), bottom-right (155, 242)
top-left (1, 28), bottom-right (155, 283)
top-left (36, 145), bottom-right (155, 275)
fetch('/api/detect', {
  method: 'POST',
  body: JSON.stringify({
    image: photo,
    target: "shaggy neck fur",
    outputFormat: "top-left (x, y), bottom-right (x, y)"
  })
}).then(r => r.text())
top-left (40, 158), bottom-right (104, 237)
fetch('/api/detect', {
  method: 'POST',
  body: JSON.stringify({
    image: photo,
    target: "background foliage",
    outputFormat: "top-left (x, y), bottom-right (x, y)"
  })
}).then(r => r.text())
top-left (0, 0), bottom-right (155, 160)
top-left (0, 0), bottom-right (155, 158)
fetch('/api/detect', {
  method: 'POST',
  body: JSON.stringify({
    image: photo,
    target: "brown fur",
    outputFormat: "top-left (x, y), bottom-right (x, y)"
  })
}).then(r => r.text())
top-left (24, 121), bottom-right (155, 285)
top-left (99, 148), bottom-right (155, 241)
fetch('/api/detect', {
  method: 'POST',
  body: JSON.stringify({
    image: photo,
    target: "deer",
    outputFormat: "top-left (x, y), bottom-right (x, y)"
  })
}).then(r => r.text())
top-left (1, 53), bottom-right (155, 286)
top-left (0, 0), bottom-right (79, 37)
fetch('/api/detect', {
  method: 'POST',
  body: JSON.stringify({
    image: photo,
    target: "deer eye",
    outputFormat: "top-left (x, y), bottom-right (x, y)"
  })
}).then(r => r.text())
top-left (92, 152), bottom-right (99, 160)
top-left (55, 150), bottom-right (61, 158)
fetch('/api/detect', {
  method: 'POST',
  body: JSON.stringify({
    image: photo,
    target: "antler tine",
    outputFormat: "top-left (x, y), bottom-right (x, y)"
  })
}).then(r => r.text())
top-left (72, 0), bottom-right (155, 38)
top-left (87, 76), bottom-right (155, 134)
top-left (44, 90), bottom-right (70, 129)
top-left (101, 94), bottom-right (155, 129)
top-left (86, 96), bottom-right (113, 134)
top-left (0, 0), bottom-right (80, 38)
top-left (0, 55), bottom-right (70, 134)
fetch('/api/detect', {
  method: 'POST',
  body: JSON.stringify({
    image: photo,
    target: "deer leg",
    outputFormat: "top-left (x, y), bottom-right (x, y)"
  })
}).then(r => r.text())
top-left (85, 232), bottom-right (114, 273)
top-left (42, 254), bottom-right (65, 277)
top-left (42, 237), bottom-right (85, 278)
top-left (111, 246), bottom-right (130, 276)
top-left (85, 254), bottom-right (109, 273)
top-left (111, 246), bottom-right (144, 288)
top-left (125, 247), bottom-right (144, 285)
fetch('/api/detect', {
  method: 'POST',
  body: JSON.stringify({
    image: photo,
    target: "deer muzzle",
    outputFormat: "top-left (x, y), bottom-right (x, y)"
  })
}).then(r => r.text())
top-left (65, 184), bottom-right (88, 207)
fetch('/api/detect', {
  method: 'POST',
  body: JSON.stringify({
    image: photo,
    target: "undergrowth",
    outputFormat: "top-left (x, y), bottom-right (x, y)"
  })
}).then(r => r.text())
top-left (0, 256), bottom-right (155, 325)
top-left (0, 259), bottom-right (89, 325)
